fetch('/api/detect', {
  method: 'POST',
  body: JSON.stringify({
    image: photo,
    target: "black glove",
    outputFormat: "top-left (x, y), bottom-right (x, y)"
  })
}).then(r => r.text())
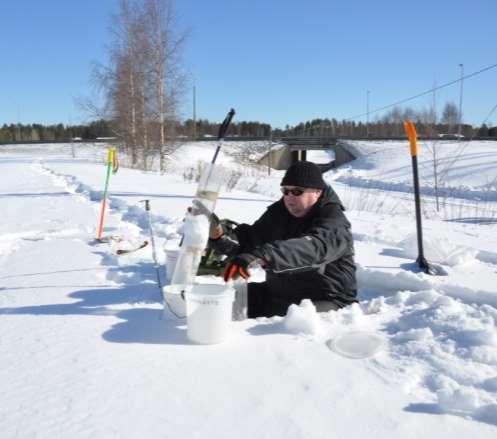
top-left (224, 253), bottom-right (259, 282)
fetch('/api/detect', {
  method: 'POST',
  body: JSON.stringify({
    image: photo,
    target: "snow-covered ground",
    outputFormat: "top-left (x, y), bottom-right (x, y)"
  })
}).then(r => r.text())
top-left (337, 139), bottom-right (497, 206)
top-left (1, 141), bottom-right (497, 438)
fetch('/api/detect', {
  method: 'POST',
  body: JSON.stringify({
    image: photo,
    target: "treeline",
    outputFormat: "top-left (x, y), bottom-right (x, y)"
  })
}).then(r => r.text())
top-left (276, 120), bottom-right (493, 138)
top-left (181, 119), bottom-right (271, 138)
top-left (278, 102), bottom-right (497, 138)
top-left (3, 117), bottom-right (496, 144)
top-left (180, 102), bottom-right (497, 138)
top-left (2, 102), bottom-right (496, 143)
top-left (0, 120), bottom-right (112, 142)
top-left (0, 119), bottom-right (271, 142)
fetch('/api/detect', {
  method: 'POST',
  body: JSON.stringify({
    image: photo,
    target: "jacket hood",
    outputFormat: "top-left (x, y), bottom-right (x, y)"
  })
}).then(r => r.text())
top-left (317, 185), bottom-right (345, 210)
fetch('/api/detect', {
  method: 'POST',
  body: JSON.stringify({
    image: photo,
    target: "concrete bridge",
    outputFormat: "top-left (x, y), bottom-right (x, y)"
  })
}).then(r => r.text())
top-left (257, 137), bottom-right (357, 171)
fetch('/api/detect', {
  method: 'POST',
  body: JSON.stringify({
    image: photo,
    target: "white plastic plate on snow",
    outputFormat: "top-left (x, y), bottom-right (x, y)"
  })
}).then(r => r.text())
top-left (326, 331), bottom-right (385, 359)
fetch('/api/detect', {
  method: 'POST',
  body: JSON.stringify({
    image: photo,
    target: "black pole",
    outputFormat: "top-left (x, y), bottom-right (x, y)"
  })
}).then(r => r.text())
top-left (204, 108), bottom-right (235, 191)
top-left (405, 120), bottom-right (446, 276)
top-left (211, 108), bottom-right (235, 165)
top-left (411, 154), bottom-right (430, 273)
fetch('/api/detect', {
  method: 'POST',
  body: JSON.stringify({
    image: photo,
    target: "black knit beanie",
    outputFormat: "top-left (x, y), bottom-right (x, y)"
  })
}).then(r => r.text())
top-left (281, 161), bottom-right (326, 189)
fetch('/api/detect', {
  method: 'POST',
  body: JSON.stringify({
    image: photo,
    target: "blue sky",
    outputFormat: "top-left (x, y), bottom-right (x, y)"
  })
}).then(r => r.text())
top-left (1, 0), bottom-right (496, 129)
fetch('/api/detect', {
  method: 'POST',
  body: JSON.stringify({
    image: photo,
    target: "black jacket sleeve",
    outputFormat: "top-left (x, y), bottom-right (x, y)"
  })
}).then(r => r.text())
top-left (208, 227), bottom-right (240, 256)
top-left (252, 204), bottom-right (352, 274)
top-left (207, 207), bottom-right (273, 256)
top-left (209, 202), bottom-right (352, 275)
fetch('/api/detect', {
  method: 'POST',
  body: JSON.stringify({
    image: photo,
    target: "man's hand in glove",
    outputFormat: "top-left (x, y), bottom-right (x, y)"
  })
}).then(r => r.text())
top-left (224, 253), bottom-right (260, 282)
top-left (189, 199), bottom-right (223, 239)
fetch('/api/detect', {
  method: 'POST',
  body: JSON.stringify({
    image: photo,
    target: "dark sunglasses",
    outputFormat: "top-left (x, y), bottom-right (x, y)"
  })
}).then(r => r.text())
top-left (281, 187), bottom-right (305, 196)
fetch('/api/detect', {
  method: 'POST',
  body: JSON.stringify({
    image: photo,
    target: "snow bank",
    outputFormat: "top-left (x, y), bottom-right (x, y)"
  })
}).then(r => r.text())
top-left (282, 299), bottom-right (322, 335)
top-left (399, 233), bottom-right (478, 266)
top-left (379, 288), bottom-right (497, 425)
top-left (357, 264), bottom-right (433, 295)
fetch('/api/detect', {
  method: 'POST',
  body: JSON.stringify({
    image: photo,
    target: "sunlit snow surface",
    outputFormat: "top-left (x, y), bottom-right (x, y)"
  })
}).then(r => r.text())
top-left (1, 141), bottom-right (497, 438)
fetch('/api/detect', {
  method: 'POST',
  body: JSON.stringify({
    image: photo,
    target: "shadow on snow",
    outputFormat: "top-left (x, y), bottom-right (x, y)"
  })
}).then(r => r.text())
top-left (0, 259), bottom-right (193, 345)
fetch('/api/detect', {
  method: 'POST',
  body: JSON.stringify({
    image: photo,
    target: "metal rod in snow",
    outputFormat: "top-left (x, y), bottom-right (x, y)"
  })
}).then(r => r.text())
top-left (142, 199), bottom-right (162, 290)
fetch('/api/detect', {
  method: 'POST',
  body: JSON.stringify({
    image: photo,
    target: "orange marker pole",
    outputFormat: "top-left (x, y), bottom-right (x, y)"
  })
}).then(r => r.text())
top-left (404, 120), bottom-right (418, 157)
top-left (96, 148), bottom-right (116, 241)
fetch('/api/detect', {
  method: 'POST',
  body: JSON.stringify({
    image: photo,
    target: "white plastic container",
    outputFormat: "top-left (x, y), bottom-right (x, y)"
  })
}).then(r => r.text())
top-left (170, 247), bottom-right (203, 286)
top-left (164, 248), bottom-right (180, 283)
top-left (170, 215), bottom-right (209, 288)
top-left (185, 284), bottom-right (235, 344)
top-left (162, 284), bottom-right (188, 318)
top-left (194, 163), bottom-right (225, 213)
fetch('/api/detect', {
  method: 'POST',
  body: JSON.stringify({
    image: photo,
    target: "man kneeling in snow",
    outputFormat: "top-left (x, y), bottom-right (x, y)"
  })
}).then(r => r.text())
top-left (208, 160), bottom-right (357, 318)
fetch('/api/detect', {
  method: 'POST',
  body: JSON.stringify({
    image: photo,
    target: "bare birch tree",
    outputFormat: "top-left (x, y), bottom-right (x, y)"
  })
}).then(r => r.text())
top-left (91, 0), bottom-right (187, 171)
top-left (143, 0), bottom-right (188, 172)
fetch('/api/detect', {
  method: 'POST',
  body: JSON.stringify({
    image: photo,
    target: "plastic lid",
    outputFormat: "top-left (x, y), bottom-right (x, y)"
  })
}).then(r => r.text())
top-left (326, 331), bottom-right (385, 359)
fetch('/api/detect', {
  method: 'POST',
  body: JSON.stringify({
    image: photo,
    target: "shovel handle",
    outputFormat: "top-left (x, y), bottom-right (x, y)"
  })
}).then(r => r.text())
top-left (404, 120), bottom-right (418, 157)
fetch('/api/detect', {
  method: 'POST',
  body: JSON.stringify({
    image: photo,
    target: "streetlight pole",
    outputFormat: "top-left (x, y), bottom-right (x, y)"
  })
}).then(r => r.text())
top-left (366, 90), bottom-right (370, 137)
top-left (192, 85), bottom-right (197, 140)
top-left (458, 63), bottom-right (464, 139)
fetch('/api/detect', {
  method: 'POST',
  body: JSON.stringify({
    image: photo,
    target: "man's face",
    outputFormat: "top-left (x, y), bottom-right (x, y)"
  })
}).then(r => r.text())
top-left (281, 186), bottom-right (323, 218)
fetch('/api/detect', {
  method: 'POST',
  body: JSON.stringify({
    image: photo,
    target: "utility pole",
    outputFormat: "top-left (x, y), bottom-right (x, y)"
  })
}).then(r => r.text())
top-left (69, 115), bottom-right (75, 158)
top-left (366, 90), bottom-right (370, 137)
top-left (432, 78), bottom-right (437, 126)
top-left (458, 63), bottom-right (464, 139)
top-left (192, 85), bottom-right (197, 140)
top-left (432, 78), bottom-right (440, 211)
top-left (267, 130), bottom-right (272, 176)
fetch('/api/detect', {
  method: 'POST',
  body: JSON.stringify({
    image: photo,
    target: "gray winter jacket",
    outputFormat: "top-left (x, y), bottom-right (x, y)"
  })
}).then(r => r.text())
top-left (210, 185), bottom-right (357, 309)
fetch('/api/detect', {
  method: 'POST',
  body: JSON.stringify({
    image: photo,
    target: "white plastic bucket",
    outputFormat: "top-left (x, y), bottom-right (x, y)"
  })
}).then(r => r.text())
top-left (185, 284), bottom-right (235, 344)
top-left (164, 248), bottom-right (180, 283)
top-left (162, 284), bottom-right (187, 318)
